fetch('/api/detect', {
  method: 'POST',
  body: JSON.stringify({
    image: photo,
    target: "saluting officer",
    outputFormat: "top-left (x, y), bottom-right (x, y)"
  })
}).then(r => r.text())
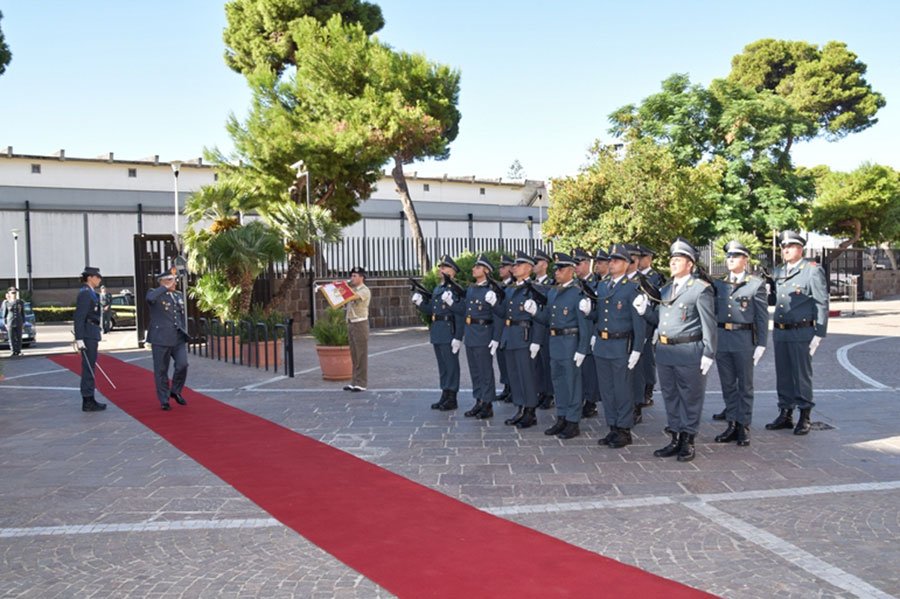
top-left (146, 269), bottom-right (190, 410)
top-left (532, 252), bottom-right (592, 439)
top-left (412, 255), bottom-right (466, 411)
top-left (449, 254), bottom-right (501, 419)
top-left (636, 245), bottom-right (664, 409)
top-left (633, 238), bottom-right (716, 462)
top-left (572, 248), bottom-right (602, 418)
top-left (73, 267), bottom-right (107, 412)
top-left (711, 241), bottom-right (768, 447)
top-left (766, 231), bottom-right (828, 436)
top-left (494, 254), bottom-right (515, 403)
top-left (533, 248), bottom-right (555, 410)
top-left (495, 250), bottom-right (545, 429)
top-left (591, 244), bottom-right (646, 448)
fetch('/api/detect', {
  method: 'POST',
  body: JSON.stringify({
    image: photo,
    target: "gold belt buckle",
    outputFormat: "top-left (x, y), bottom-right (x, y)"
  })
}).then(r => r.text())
top-left (431, 315), bottom-right (436, 322)
top-left (724, 323), bottom-right (734, 331)
top-left (659, 335), bottom-right (669, 344)
top-left (466, 316), bottom-right (472, 324)
top-left (505, 319), bottom-right (511, 326)
top-left (550, 330), bottom-right (557, 336)
top-left (601, 331), bottom-right (609, 340)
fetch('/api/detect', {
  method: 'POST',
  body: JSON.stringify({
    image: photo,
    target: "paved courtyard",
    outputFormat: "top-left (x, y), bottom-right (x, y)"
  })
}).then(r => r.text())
top-left (1, 299), bottom-right (899, 598)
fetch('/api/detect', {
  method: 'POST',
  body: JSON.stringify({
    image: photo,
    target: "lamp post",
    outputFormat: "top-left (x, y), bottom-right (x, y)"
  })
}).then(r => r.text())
top-left (171, 161), bottom-right (183, 236)
top-left (11, 228), bottom-right (20, 290)
top-left (291, 160), bottom-right (315, 327)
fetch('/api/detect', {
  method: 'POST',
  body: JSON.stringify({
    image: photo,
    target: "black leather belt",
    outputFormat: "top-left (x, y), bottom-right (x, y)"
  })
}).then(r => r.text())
top-left (466, 317), bottom-right (493, 325)
top-left (432, 315), bottom-right (454, 322)
top-left (505, 319), bottom-right (531, 327)
top-left (597, 330), bottom-right (632, 340)
top-left (775, 320), bottom-right (814, 330)
top-left (550, 327), bottom-right (578, 336)
top-left (718, 322), bottom-right (752, 331)
top-left (658, 333), bottom-right (703, 345)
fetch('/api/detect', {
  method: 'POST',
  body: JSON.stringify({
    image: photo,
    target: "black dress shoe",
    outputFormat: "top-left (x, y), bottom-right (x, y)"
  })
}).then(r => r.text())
top-left (654, 430), bottom-right (680, 458)
top-left (496, 385), bottom-right (512, 403)
top-left (793, 408), bottom-right (812, 435)
top-left (676, 433), bottom-right (696, 462)
top-left (582, 402), bottom-right (598, 418)
top-left (431, 390), bottom-right (448, 410)
top-left (537, 394), bottom-right (555, 410)
top-left (81, 397), bottom-right (107, 412)
top-left (476, 402), bottom-right (494, 419)
top-left (464, 401), bottom-right (483, 417)
top-left (712, 409), bottom-right (727, 421)
top-left (557, 421), bottom-right (580, 439)
top-left (633, 407), bottom-right (643, 425)
top-left (343, 385), bottom-right (355, 391)
top-left (438, 391), bottom-right (458, 411)
top-left (765, 408), bottom-right (794, 430)
top-left (515, 407), bottom-right (537, 429)
top-left (170, 393), bottom-right (187, 406)
top-left (736, 423), bottom-right (751, 446)
top-left (544, 417), bottom-right (567, 436)
top-left (598, 428), bottom-right (617, 446)
top-left (504, 406), bottom-right (525, 426)
top-left (161, 402), bottom-right (172, 411)
top-left (715, 422), bottom-right (738, 443)
top-left (609, 428), bottom-right (632, 448)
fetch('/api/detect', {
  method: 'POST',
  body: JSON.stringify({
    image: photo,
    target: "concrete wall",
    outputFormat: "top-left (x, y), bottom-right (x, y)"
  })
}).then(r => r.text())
top-left (863, 270), bottom-right (900, 300)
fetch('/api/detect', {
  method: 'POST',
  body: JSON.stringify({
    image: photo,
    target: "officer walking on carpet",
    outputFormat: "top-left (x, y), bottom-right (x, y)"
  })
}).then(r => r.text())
top-left (146, 269), bottom-right (190, 411)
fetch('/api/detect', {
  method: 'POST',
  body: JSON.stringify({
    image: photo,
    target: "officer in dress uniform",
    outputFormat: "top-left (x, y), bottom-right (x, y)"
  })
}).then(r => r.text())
top-left (73, 267), bottom-right (107, 412)
top-left (637, 245), bottom-right (664, 409)
top-left (493, 250), bottom-right (545, 429)
top-left (533, 248), bottom-right (555, 410)
top-left (412, 255), bottom-right (466, 411)
top-left (633, 238), bottom-right (716, 462)
top-left (591, 244), bottom-right (646, 448)
top-left (494, 254), bottom-right (515, 403)
top-left (146, 269), bottom-right (190, 410)
top-left (766, 231), bottom-right (828, 436)
top-left (712, 240), bottom-right (769, 447)
top-left (591, 248), bottom-right (610, 283)
top-left (573, 248), bottom-right (602, 418)
top-left (532, 252), bottom-right (591, 439)
top-left (2, 287), bottom-right (26, 357)
top-left (624, 244), bottom-right (649, 424)
top-left (447, 254), bottom-right (501, 419)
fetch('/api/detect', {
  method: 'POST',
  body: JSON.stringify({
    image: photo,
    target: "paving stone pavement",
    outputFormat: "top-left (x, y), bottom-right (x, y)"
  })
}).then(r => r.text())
top-left (1, 299), bottom-right (899, 598)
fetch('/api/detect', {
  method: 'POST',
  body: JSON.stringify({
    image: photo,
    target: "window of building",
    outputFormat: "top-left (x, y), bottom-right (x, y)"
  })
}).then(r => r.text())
top-left (479, 187), bottom-right (485, 195)
top-left (31, 164), bottom-right (41, 174)
top-left (423, 183), bottom-right (430, 192)
top-left (128, 168), bottom-right (137, 178)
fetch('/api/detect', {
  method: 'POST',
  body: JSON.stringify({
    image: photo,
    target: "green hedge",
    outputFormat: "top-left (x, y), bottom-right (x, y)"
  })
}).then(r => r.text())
top-left (33, 307), bottom-right (76, 322)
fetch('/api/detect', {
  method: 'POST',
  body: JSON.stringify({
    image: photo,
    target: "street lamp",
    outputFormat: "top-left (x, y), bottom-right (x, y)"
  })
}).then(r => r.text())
top-left (291, 160), bottom-right (315, 327)
top-left (171, 160), bottom-right (183, 236)
top-left (290, 160), bottom-right (311, 209)
top-left (11, 229), bottom-right (20, 290)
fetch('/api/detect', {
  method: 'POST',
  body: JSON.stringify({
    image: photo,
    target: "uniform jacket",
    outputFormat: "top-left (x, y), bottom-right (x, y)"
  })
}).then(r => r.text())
top-left (1, 298), bottom-right (25, 327)
top-left (712, 273), bottom-right (768, 352)
top-left (535, 274), bottom-right (556, 286)
top-left (73, 286), bottom-right (102, 341)
top-left (493, 281), bottom-right (546, 350)
top-left (592, 276), bottom-right (647, 359)
top-left (416, 280), bottom-right (465, 344)
top-left (532, 281), bottom-right (591, 359)
top-left (772, 259), bottom-right (829, 342)
top-left (146, 286), bottom-right (188, 346)
top-left (641, 268), bottom-right (666, 289)
top-left (643, 275), bottom-right (717, 366)
top-left (449, 282), bottom-right (501, 347)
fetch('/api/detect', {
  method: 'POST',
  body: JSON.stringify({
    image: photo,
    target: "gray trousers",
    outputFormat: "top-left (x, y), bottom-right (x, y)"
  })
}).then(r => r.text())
top-left (432, 343), bottom-right (460, 391)
top-left (641, 336), bottom-right (656, 387)
top-left (497, 347), bottom-right (509, 385)
top-left (7, 324), bottom-right (23, 353)
top-left (775, 341), bottom-right (814, 410)
top-left (506, 347), bottom-right (538, 408)
top-left (595, 355), bottom-right (634, 429)
top-left (536, 341), bottom-right (554, 396)
top-left (716, 349), bottom-right (754, 424)
top-left (550, 356), bottom-right (582, 422)
top-left (151, 342), bottom-right (188, 406)
top-left (658, 362), bottom-right (707, 435)
top-left (582, 350), bottom-right (600, 403)
top-left (348, 320), bottom-right (369, 388)
top-left (631, 350), bottom-right (645, 407)
top-left (79, 339), bottom-right (99, 397)
top-left (465, 344), bottom-right (496, 403)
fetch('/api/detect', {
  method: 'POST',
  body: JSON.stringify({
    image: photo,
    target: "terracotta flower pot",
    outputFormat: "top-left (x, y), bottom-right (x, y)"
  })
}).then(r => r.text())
top-left (315, 345), bottom-right (352, 381)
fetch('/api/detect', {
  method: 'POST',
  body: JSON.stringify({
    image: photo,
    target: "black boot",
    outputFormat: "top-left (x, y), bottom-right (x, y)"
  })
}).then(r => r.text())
top-left (544, 416), bottom-right (567, 436)
top-left (582, 402), bottom-right (598, 418)
top-left (639, 384), bottom-right (654, 408)
top-left (676, 433), bottom-right (696, 462)
top-left (712, 409), bottom-right (727, 421)
top-left (438, 390), bottom-right (458, 411)
top-left (609, 428), bottom-right (632, 448)
top-left (497, 384), bottom-right (512, 403)
top-left (515, 407), bottom-right (537, 429)
top-left (793, 408), bottom-right (812, 435)
top-left (557, 421), bottom-right (580, 439)
top-left (633, 406), bottom-right (643, 425)
top-left (715, 422), bottom-right (738, 443)
top-left (654, 429), bottom-right (680, 458)
top-left (537, 393), bottom-right (555, 410)
top-left (505, 406), bottom-right (525, 426)
top-left (598, 427), bottom-right (618, 446)
top-left (81, 396), bottom-right (107, 412)
top-left (736, 423), bottom-right (751, 446)
top-left (765, 408), bottom-right (794, 430)
top-left (431, 390), bottom-right (448, 410)
top-left (464, 400), bottom-right (483, 417)
top-left (476, 402), bottom-right (494, 419)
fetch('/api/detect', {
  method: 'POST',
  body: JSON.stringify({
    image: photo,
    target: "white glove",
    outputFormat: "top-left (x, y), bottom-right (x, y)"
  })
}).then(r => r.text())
top-left (753, 345), bottom-right (766, 366)
top-left (627, 350), bottom-right (641, 370)
top-left (632, 294), bottom-right (647, 315)
top-left (441, 290), bottom-right (454, 306)
top-left (590, 335), bottom-right (596, 350)
top-left (809, 335), bottom-right (823, 356)
top-left (574, 352), bottom-right (585, 367)
top-left (578, 298), bottom-right (592, 316)
top-left (75, 339), bottom-right (86, 350)
top-left (485, 290), bottom-right (497, 306)
top-left (488, 340), bottom-right (499, 356)
top-left (700, 355), bottom-right (714, 375)
top-left (523, 299), bottom-right (537, 315)
top-left (529, 343), bottom-right (540, 359)
top-left (411, 292), bottom-right (423, 306)
top-left (451, 338), bottom-right (461, 354)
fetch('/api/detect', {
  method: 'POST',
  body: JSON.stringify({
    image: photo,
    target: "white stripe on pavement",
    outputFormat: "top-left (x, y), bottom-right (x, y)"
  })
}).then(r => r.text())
top-left (0, 518), bottom-right (280, 538)
top-left (836, 336), bottom-right (891, 389)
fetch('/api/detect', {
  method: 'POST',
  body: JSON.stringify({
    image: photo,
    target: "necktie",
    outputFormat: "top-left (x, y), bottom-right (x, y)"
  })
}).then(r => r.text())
top-left (671, 283), bottom-right (679, 298)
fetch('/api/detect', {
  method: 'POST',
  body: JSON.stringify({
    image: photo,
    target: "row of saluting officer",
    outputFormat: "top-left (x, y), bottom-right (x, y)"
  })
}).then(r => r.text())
top-left (412, 231), bottom-right (828, 461)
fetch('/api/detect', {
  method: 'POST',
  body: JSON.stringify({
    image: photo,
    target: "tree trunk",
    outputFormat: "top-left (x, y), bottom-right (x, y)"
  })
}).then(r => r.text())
top-left (391, 156), bottom-right (431, 275)
top-left (269, 252), bottom-right (305, 311)
top-left (824, 218), bottom-right (862, 265)
top-left (882, 242), bottom-right (898, 270)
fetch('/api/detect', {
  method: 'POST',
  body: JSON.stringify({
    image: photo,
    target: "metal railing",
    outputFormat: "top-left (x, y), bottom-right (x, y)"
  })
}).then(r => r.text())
top-left (188, 317), bottom-right (295, 377)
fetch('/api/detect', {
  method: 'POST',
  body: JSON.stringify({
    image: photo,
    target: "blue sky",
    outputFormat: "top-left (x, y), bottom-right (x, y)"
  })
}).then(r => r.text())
top-left (1, 1), bottom-right (898, 182)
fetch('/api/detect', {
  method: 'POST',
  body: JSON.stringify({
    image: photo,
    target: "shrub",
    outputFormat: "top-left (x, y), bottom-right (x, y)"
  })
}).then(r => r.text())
top-left (310, 307), bottom-right (349, 346)
top-left (33, 307), bottom-right (76, 322)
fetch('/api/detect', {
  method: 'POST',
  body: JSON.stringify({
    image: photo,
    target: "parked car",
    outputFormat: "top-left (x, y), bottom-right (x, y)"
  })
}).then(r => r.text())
top-left (0, 301), bottom-right (37, 348)
top-left (107, 290), bottom-right (137, 331)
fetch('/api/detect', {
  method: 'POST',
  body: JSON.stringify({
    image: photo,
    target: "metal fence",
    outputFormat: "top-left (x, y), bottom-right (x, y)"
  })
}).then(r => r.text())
top-left (188, 317), bottom-right (295, 377)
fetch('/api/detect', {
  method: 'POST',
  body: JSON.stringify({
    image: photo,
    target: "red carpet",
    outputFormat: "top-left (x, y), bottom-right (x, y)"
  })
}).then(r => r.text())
top-left (52, 353), bottom-right (715, 598)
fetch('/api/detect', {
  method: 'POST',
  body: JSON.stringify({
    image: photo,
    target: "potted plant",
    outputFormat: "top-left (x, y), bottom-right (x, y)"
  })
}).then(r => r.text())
top-left (310, 307), bottom-right (352, 381)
